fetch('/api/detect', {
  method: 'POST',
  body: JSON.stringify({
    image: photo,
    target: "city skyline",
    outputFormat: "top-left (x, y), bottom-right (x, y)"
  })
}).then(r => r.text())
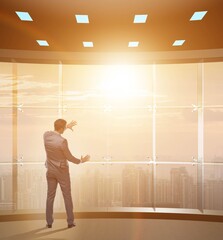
top-left (1, 164), bottom-right (223, 211)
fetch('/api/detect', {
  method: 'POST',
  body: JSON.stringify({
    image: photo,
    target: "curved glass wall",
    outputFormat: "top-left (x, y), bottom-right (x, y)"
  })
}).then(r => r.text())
top-left (0, 61), bottom-right (223, 215)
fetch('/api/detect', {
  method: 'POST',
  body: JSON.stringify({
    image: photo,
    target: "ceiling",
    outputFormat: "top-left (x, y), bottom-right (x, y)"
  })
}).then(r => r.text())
top-left (0, 0), bottom-right (222, 63)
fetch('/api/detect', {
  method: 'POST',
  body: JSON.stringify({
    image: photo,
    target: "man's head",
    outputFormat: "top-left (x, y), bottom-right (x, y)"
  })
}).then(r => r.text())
top-left (54, 119), bottom-right (67, 134)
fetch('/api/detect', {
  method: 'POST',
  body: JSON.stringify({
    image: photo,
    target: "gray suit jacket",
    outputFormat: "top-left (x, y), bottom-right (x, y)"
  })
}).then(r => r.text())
top-left (44, 131), bottom-right (80, 170)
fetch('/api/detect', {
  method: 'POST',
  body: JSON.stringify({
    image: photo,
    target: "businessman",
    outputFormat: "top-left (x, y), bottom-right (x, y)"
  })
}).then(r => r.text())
top-left (44, 119), bottom-right (90, 228)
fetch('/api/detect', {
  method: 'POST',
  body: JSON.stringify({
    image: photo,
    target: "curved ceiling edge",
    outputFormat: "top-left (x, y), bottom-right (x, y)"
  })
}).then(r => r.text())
top-left (0, 48), bottom-right (223, 64)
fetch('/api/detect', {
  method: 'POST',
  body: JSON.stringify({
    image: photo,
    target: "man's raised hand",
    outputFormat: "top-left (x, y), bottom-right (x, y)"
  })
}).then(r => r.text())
top-left (66, 120), bottom-right (77, 131)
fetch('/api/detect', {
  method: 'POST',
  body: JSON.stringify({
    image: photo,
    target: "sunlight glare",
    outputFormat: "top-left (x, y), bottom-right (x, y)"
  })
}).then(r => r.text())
top-left (100, 65), bottom-right (139, 99)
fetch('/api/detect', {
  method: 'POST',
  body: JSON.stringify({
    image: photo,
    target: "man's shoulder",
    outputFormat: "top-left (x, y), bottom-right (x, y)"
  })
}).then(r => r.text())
top-left (43, 131), bottom-right (68, 145)
top-left (43, 131), bottom-right (64, 139)
top-left (43, 131), bottom-right (54, 138)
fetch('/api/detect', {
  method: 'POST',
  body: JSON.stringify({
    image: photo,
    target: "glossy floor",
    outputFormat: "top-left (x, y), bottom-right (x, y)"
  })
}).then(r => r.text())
top-left (0, 218), bottom-right (223, 240)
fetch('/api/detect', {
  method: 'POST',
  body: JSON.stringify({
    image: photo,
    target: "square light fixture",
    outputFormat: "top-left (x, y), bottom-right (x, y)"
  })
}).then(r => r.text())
top-left (36, 40), bottom-right (49, 46)
top-left (83, 41), bottom-right (93, 47)
top-left (128, 41), bottom-right (139, 47)
top-left (172, 40), bottom-right (185, 46)
top-left (190, 11), bottom-right (207, 21)
top-left (134, 14), bottom-right (148, 23)
top-left (15, 11), bottom-right (33, 21)
top-left (75, 15), bottom-right (89, 23)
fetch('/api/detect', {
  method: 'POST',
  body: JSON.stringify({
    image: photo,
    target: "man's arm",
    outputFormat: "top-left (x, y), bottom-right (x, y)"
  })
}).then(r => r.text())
top-left (61, 139), bottom-right (81, 164)
top-left (61, 139), bottom-right (90, 164)
top-left (63, 120), bottom-right (90, 164)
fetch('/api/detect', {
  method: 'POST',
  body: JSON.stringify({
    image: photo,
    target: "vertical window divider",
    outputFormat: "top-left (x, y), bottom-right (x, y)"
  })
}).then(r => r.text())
top-left (152, 63), bottom-right (157, 211)
top-left (197, 62), bottom-right (204, 212)
top-left (58, 62), bottom-right (63, 118)
top-left (12, 62), bottom-right (18, 211)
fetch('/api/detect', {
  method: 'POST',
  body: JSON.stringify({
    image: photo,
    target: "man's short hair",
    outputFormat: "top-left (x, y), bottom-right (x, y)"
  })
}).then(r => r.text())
top-left (54, 119), bottom-right (67, 131)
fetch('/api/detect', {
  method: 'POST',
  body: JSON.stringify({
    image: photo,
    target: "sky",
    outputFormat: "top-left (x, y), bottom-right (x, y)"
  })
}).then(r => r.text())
top-left (0, 62), bottom-right (223, 165)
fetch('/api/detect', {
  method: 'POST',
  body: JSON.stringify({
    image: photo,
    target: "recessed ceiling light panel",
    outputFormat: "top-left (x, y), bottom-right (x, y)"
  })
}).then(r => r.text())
top-left (75, 15), bottom-right (89, 23)
top-left (15, 11), bottom-right (33, 21)
top-left (134, 14), bottom-right (148, 23)
top-left (36, 40), bottom-right (49, 46)
top-left (128, 41), bottom-right (139, 47)
top-left (172, 40), bottom-right (185, 46)
top-left (190, 11), bottom-right (207, 21)
top-left (83, 42), bottom-right (93, 47)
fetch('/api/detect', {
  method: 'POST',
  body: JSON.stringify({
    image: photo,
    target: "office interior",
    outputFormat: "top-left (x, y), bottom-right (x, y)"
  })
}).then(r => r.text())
top-left (0, 1), bottom-right (223, 239)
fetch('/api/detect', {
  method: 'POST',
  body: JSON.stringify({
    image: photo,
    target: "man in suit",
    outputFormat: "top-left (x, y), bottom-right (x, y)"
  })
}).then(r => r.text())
top-left (44, 119), bottom-right (90, 228)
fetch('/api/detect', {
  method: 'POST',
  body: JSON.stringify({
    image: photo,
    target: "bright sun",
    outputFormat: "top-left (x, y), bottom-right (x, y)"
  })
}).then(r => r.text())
top-left (100, 65), bottom-right (139, 99)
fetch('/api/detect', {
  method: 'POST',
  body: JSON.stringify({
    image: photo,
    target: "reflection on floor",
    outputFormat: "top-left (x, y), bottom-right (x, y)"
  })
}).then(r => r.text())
top-left (0, 218), bottom-right (223, 240)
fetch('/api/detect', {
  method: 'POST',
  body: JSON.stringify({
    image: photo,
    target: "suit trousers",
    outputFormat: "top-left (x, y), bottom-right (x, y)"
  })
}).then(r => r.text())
top-left (46, 166), bottom-right (74, 225)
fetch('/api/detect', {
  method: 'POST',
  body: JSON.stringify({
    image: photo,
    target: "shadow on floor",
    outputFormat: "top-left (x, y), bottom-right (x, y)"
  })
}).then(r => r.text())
top-left (0, 226), bottom-right (70, 240)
